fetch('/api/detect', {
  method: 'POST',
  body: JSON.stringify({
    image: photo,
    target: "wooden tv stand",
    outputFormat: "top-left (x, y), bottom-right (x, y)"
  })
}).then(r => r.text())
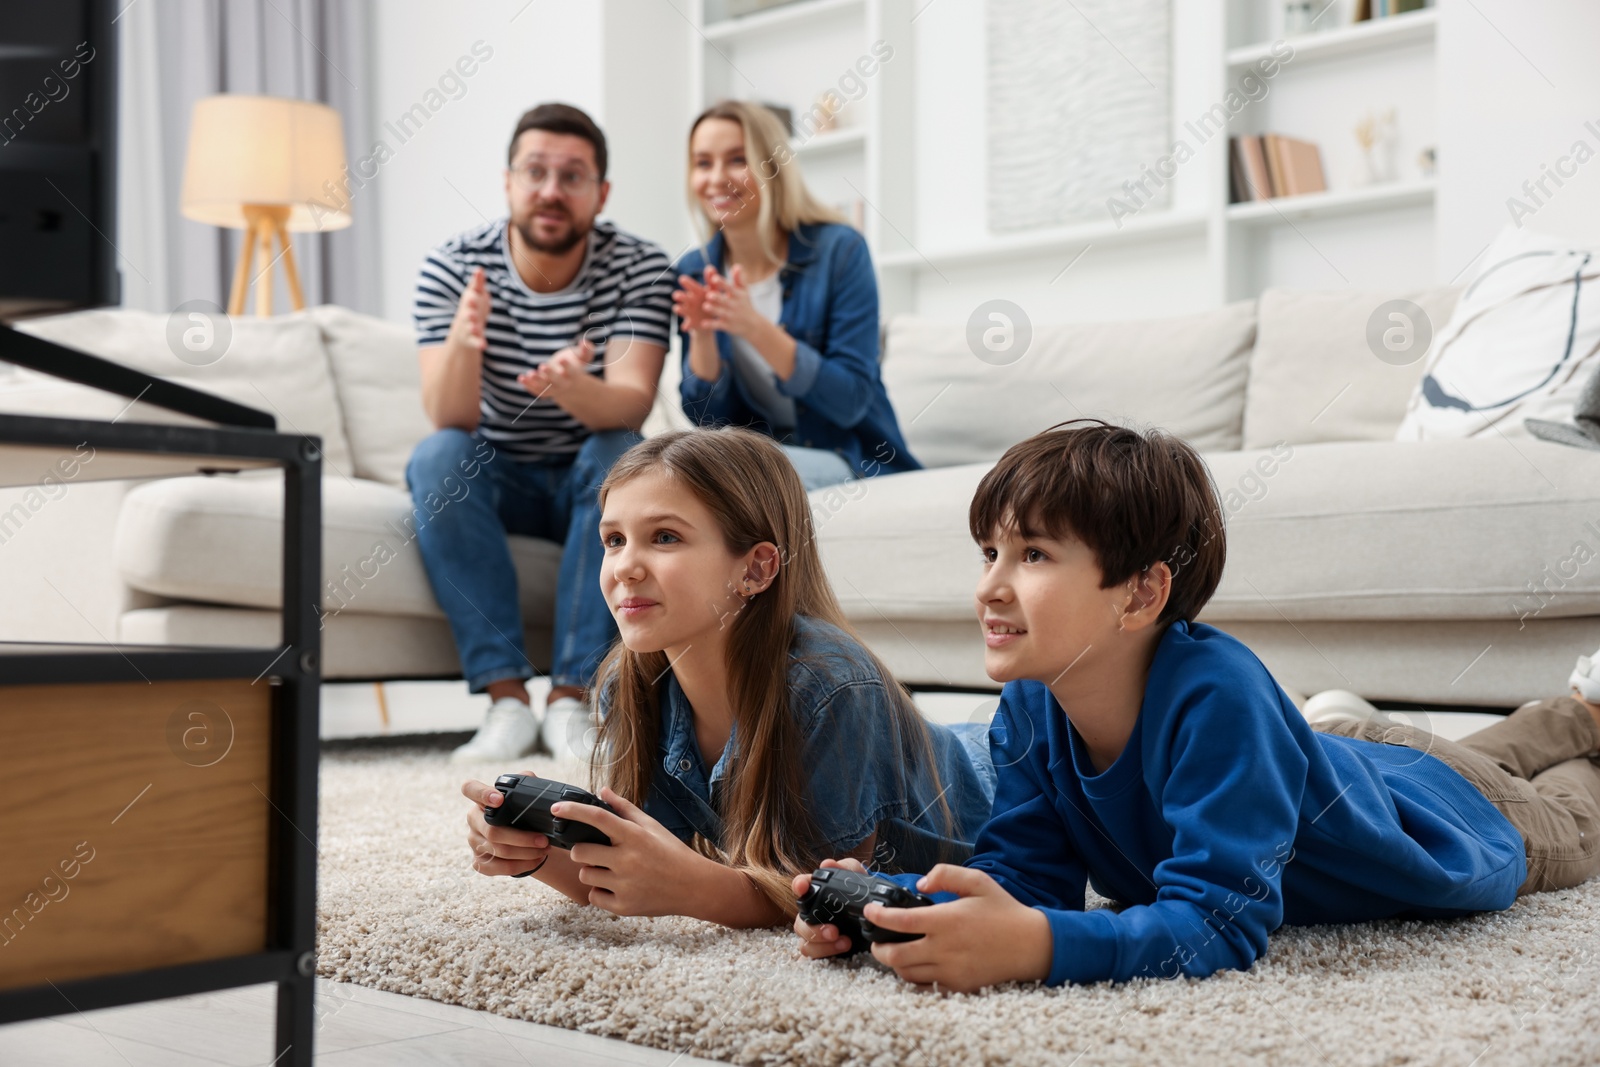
top-left (0, 324), bottom-right (322, 1065)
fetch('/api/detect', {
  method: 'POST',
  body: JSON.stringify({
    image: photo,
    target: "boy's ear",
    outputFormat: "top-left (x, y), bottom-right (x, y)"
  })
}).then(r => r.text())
top-left (1118, 561), bottom-right (1172, 632)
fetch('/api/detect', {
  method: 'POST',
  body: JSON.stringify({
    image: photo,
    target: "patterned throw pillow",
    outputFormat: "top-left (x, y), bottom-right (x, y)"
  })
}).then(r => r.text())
top-left (1396, 225), bottom-right (1600, 441)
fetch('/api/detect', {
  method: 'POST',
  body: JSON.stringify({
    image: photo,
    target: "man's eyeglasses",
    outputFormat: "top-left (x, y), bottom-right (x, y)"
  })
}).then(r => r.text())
top-left (510, 162), bottom-right (600, 196)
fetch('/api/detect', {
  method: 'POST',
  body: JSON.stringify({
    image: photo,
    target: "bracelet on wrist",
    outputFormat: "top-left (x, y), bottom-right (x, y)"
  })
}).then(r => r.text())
top-left (512, 856), bottom-right (549, 879)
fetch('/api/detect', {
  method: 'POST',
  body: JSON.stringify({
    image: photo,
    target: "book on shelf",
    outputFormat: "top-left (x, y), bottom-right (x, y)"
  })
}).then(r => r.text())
top-left (1354, 0), bottom-right (1429, 20)
top-left (1229, 141), bottom-right (1248, 205)
top-left (1228, 134), bottom-right (1326, 202)
top-left (1229, 136), bottom-right (1273, 201)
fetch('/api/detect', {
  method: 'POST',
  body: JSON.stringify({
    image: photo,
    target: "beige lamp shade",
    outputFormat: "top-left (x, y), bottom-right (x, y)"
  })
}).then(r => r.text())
top-left (180, 94), bottom-right (351, 232)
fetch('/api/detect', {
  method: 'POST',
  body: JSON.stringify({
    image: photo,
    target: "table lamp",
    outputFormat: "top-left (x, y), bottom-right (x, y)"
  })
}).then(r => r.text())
top-left (180, 94), bottom-right (350, 317)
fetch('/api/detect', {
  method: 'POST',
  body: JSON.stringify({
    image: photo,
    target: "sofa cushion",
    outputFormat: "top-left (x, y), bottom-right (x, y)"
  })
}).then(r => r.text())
top-left (1396, 226), bottom-right (1600, 442)
top-left (1242, 286), bottom-right (1462, 449)
top-left (309, 305), bottom-right (435, 488)
top-left (881, 302), bottom-right (1257, 468)
top-left (113, 471), bottom-right (562, 620)
top-left (817, 439), bottom-right (1600, 624)
top-left (15, 308), bottom-right (356, 475)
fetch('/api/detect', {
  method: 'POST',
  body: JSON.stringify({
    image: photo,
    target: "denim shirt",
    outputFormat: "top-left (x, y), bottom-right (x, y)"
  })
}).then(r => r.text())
top-left (673, 223), bottom-right (922, 479)
top-left (599, 615), bottom-right (993, 873)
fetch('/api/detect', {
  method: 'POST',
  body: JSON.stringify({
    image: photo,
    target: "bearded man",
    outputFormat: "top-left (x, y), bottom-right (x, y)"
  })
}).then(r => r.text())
top-left (408, 103), bottom-right (672, 762)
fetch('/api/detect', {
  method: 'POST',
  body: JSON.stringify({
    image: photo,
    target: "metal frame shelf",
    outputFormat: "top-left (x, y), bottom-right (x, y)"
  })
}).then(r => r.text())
top-left (0, 326), bottom-right (322, 1066)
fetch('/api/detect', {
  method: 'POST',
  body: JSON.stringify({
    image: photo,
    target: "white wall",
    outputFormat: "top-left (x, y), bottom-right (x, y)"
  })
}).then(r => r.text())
top-left (902, 0), bottom-right (1220, 324)
top-left (1436, 0), bottom-right (1600, 279)
top-left (368, 0), bottom-right (695, 327)
top-left (369, 1), bottom-right (604, 324)
top-left (597, 2), bottom-right (696, 264)
top-left (318, 0), bottom-right (1600, 325)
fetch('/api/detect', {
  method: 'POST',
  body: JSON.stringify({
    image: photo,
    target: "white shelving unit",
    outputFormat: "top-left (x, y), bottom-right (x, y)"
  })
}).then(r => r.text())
top-left (792, 125), bottom-right (867, 157)
top-left (1226, 8), bottom-right (1437, 68)
top-left (687, 0), bottom-right (917, 308)
top-left (876, 211), bottom-right (1210, 272)
top-left (1225, 178), bottom-right (1435, 225)
top-left (1218, 3), bottom-right (1440, 301)
top-left (684, 0), bottom-right (1443, 318)
top-left (701, 0), bottom-right (865, 43)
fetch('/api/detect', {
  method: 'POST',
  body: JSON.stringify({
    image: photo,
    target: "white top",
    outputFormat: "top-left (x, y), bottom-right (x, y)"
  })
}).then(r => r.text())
top-left (727, 272), bottom-right (797, 432)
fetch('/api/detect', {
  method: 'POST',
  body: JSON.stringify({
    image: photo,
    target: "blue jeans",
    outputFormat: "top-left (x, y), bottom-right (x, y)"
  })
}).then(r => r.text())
top-left (405, 428), bottom-right (641, 693)
top-left (781, 445), bottom-right (856, 492)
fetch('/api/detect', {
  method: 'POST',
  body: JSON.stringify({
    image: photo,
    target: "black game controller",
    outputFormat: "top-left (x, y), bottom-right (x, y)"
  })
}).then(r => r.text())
top-left (797, 867), bottom-right (935, 955)
top-left (483, 774), bottom-right (616, 853)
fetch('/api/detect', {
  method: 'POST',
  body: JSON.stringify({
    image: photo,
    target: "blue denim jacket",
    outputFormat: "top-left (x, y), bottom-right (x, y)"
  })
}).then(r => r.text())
top-left (673, 223), bottom-right (922, 478)
top-left (599, 615), bottom-right (993, 873)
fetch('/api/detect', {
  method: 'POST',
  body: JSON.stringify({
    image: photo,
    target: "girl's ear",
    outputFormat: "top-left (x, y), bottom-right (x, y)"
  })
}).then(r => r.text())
top-left (742, 542), bottom-right (781, 595)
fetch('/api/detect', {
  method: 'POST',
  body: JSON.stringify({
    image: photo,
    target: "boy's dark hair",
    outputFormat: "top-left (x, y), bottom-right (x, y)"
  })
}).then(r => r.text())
top-left (508, 103), bottom-right (608, 179)
top-left (969, 419), bottom-right (1226, 626)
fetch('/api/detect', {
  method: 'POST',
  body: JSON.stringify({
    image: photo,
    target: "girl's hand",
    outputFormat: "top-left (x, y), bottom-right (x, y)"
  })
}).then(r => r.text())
top-left (702, 264), bottom-right (763, 339)
top-left (862, 865), bottom-right (1054, 993)
top-left (517, 337), bottom-right (595, 400)
top-left (792, 857), bottom-right (871, 959)
top-left (559, 787), bottom-right (712, 916)
top-left (673, 273), bottom-right (715, 333)
top-left (461, 773), bottom-right (551, 877)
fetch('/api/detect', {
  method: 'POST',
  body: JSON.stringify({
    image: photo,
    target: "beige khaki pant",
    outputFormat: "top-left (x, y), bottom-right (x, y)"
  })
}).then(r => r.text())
top-left (1313, 697), bottom-right (1600, 896)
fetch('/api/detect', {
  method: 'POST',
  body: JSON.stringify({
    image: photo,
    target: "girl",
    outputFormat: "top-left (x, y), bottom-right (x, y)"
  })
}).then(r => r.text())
top-left (673, 100), bottom-right (920, 492)
top-left (462, 428), bottom-right (994, 925)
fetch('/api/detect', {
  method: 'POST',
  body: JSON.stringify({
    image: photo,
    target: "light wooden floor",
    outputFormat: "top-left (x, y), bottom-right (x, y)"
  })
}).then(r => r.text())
top-left (0, 978), bottom-right (727, 1065)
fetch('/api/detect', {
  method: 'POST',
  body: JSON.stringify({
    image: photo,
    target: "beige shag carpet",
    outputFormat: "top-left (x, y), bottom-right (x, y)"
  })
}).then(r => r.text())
top-left (317, 745), bottom-right (1600, 1067)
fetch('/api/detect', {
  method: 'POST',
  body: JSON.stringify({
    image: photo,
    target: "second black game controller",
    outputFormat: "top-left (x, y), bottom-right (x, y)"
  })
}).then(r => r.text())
top-left (797, 866), bottom-right (935, 955)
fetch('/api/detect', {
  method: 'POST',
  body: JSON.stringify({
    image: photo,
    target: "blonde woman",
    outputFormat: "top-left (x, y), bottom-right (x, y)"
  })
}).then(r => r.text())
top-left (672, 100), bottom-right (919, 491)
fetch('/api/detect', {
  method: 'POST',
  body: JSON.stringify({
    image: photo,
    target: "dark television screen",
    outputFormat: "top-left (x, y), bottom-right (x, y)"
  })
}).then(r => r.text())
top-left (0, 0), bottom-right (117, 318)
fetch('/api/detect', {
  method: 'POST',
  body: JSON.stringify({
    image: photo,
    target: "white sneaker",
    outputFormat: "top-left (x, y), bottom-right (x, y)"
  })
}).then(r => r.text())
top-left (541, 696), bottom-right (596, 762)
top-left (1303, 689), bottom-right (1383, 726)
top-left (1569, 647), bottom-right (1600, 703)
top-left (450, 697), bottom-right (540, 763)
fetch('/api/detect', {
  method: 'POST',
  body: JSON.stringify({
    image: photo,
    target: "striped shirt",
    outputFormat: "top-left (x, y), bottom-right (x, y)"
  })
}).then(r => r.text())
top-left (413, 218), bottom-right (673, 461)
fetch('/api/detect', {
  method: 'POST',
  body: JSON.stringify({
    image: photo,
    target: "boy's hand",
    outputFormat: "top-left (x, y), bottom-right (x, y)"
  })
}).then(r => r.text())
top-left (461, 773), bottom-right (551, 877)
top-left (791, 857), bottom-right (871, 958)
top-left (865, 865), bottom-right (1054, 993)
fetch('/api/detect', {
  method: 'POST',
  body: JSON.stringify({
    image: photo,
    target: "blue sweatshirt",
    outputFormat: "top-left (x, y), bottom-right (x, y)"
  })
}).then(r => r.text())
top-left (904, 620), bottom-right (1527, 986)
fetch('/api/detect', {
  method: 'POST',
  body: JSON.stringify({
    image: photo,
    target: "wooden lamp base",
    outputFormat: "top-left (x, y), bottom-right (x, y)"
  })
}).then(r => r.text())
top-left (227, 204), bottom-right (306, 318)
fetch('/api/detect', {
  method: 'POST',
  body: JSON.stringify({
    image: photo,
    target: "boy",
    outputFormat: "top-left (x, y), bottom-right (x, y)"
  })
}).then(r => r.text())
top-left (793, 419), bottom-right (1600, 991)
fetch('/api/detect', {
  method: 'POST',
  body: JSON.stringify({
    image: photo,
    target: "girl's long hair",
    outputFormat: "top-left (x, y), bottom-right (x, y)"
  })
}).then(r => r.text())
top-left (686, 99), bottom-right (847, 269)
top-left (590, 427), bottom-right (954, 915)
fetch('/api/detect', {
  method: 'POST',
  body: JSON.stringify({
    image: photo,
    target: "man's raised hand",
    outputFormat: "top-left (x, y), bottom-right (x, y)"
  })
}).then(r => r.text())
top-left (450, 267), bottom-right (490, 354)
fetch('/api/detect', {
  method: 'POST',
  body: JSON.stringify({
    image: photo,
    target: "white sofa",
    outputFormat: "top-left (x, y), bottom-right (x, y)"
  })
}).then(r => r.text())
top-left (3, 292), bottom-right (1597, 706)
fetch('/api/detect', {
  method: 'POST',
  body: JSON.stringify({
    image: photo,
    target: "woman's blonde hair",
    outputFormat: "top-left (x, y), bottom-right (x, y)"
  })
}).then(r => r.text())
top-left (590, 427), bottom-right (953, 915)
top-left (686, 99), bottom-right (847, 269)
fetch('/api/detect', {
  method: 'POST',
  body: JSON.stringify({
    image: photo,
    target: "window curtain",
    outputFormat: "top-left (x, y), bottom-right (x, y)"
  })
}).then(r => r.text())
top-left (117, 0), bottom-right (380, 316)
